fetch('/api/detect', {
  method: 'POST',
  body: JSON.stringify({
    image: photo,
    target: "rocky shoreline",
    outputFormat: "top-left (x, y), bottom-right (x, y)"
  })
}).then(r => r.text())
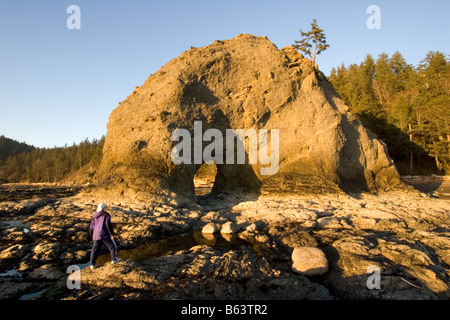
top-left (0, 183), bottom-right (449, 300)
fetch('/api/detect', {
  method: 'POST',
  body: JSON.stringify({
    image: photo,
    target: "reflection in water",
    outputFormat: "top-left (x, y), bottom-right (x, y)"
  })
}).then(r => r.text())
top-left (96, 230), bottom-right (250, 266)
top-left (407, 181), bottom-right (450, 200)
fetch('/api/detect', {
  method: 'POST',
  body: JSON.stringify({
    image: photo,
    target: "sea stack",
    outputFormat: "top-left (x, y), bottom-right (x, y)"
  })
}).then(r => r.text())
top-left (93, 34), bottom-right (403, 201)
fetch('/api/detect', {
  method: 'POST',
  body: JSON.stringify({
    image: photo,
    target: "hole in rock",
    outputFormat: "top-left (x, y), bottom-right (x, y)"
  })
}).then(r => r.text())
top-left (193, 162), bottom-right (217, 197)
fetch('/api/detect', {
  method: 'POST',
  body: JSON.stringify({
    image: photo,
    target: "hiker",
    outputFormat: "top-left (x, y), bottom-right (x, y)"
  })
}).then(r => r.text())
top-left (89, 203), bottom-right (122, 269)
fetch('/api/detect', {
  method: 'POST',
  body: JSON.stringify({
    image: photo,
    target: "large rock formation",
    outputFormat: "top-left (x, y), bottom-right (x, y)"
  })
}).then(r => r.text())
top-left (93, 34), bottom-right (403, 201)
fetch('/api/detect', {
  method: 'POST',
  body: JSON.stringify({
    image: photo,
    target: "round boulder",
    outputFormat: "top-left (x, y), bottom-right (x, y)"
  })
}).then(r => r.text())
top-left (291, 247), bottom-right (329, 276)
top-left (220, 221), bottom-right (240, 234)
top-left (202, 223), bottom-right (219, 234)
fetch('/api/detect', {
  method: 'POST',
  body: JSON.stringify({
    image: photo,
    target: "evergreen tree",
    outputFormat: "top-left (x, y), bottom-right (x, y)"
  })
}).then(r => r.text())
top-left (328, 50), bottom-right (449, 175)
top-left (373, 53), bottom-right (396, 107)
top-left (292, 19), bottom-right (329, 66)
top-left (0, 136), bottom-right (106, 183)
top-left (0, 136), bottom-right (35, 162)
top-left (415, 51), bottom-right (450, 172)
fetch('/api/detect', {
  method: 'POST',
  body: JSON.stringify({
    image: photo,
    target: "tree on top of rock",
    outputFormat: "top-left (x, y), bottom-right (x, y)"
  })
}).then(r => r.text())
top-left (292, 19), bottom-right (329, 67)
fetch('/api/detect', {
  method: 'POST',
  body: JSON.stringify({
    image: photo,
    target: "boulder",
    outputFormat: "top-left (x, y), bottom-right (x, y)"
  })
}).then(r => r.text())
top-left (92, 34), bottom-right (403, 201)
top-left (291, 247), bottom-right (329, 276)
top-left (220, 221), bottom-right (240, 234)
top-left (202, 223), bottom-right (219, 234)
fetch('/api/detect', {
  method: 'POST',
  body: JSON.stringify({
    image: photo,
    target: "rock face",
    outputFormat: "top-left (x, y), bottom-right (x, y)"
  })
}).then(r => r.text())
top-left (93, 34), bottom-right (403, 201)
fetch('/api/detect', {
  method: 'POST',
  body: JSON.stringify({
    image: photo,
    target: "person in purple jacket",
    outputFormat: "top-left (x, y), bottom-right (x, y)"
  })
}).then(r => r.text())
top-left (89, 203), bottom-right (122, 269)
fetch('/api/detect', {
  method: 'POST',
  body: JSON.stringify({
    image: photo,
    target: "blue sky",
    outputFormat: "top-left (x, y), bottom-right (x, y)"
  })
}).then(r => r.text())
top-left (0, 0), bottom-right (449, 148)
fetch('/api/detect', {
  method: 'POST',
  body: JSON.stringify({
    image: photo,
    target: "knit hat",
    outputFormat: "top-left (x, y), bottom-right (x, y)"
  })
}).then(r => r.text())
top-left (97, 203), bottom-right (106, 212)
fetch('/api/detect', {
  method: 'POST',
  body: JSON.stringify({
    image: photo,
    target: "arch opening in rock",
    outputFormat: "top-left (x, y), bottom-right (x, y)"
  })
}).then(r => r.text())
top-left (167, 125), bottom-right (263, 202)
top-left (194, 162), bottom-right (217, 197)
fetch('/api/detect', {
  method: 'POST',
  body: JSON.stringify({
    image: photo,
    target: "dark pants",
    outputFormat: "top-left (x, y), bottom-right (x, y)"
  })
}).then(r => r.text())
top-left (90, 237), bottom-right (117, 266)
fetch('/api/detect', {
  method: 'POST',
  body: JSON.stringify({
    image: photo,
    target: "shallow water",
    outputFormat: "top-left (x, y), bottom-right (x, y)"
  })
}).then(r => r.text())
top-left (95, 230), bottom-right (250, 266)
top-left (408, 181), bottom-right (450, 200)
top-left (19, 289), bottom-right (47, 300)
top-left (0, 218), bottom-right (31, 229)
top-left (0, 268), bottom-right (22, 277)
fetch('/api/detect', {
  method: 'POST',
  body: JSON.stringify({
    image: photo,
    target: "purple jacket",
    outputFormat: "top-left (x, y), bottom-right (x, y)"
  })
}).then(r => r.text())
top-left (89, 211), bottom-right (115, 240)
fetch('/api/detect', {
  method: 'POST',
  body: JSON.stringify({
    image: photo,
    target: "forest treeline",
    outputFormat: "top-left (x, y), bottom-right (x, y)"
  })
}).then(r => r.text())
top-left (0, 135), bottom-right (105, 183)
top-left (328, 51), bottom-right (449, 175)
top-left (0, 135), bottom-right (36, 162)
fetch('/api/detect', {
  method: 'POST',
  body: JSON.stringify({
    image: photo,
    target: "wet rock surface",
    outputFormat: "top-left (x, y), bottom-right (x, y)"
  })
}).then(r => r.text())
top-left (0, 184), bottom-right (82, 202)
top-left (0, 184), bottom-right (449, 300)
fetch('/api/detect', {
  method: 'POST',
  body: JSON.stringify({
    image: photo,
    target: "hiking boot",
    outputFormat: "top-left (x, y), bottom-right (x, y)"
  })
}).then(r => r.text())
top-left (111, 258), bottom-right (122, 264)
